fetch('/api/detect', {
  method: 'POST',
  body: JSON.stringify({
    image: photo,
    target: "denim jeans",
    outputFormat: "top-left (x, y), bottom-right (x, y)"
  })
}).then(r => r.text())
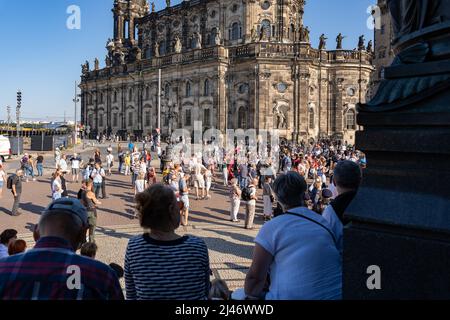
top-left (24, 165), bottom-right (34, 179)
top-left (131, 172), bottom-right (138, 186)
top-left (93, 182), bottom-right (102, 199)
top-left (239, 177), bottom-right (248, 190)
top-left (37, 163), bottom-right (44, 176)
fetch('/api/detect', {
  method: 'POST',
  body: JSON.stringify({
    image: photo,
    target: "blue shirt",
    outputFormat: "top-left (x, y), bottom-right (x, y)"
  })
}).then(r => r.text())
top-left (255, 207), bottom-right (342, 300)
top-left (0, 237), bottom-right (124, 300)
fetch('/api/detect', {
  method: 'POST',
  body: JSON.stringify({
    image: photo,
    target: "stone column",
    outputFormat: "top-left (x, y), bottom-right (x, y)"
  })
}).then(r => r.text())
top-left (298, 71), bottom-right (310, 140)
top-left (334, 78), bottom-right (344, 135)
top-left (318, 76), bottom-right (329, 138)
top-left (216, 68), bottom-right (227, 133)
top-left (117, 15), bottom-right (124, 42)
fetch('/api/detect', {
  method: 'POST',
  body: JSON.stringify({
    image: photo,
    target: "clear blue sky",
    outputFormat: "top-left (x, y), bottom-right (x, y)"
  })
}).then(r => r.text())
top-left (0, 0), bottom-right (375, 122)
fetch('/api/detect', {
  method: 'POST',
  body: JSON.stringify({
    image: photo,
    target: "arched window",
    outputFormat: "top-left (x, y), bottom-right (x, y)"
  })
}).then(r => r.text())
top-left (309, 109), bottom-right (315, 129)
top-left (185, 82), bottom-right (192, 97)
top-left (204, 109), bottom-right (211, 127)
top-left (145, 87), bottom-right (150, 100)
top-left (204, 79), bottom-right (210, 96)
top-left (290, 24), bottom-right (295, 40)
top-left (100, 93), bottom-right (104, 104)
top-left (261, 20), bottom-right (271, 38)
top-left (145, 47), bottom-right (152, 59)
top-left (211, 28), bottom-right (218, 45)
top-left (129, 88), bottom-right (133, 102)
top-left (164, 84), bottom-right (170, 99)
top-left (99, 114), bottom-right (104, 127)
top-left (113, 113), bottom-right (118, 127)
top-left (128, 112), bottom-right (133, 127)
top-left (113, 91), bottom-right (117, 103)
top-left (124, 20), bottom-right (129, 39)
top-left (346, 109), bottom-right (356, 130)
top-left (160, 40), bottom-right (166, 55)
top-left (185, 109), bottom-right (192, 126)
top-left (238, 107), bottom-right (247, 129)
top-left (145, 110), bottom-right (151, 127)
top-left (231, 22), bottom-right (240, 40)
top-left (88, 114), bottom-right (93, 128)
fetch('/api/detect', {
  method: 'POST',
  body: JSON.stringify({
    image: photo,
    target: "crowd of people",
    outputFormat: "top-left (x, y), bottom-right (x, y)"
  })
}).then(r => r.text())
top-left (0, 138), bottom-right (365, 300)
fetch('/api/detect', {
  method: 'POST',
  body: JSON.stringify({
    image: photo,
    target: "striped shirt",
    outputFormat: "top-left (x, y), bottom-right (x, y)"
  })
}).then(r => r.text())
top-left (0, 237), bottom-right (124, 300)
top-left (125, 234), bottom-right (210, 300)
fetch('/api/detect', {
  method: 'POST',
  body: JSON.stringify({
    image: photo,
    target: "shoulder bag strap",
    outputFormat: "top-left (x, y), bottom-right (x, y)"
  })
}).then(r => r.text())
top-left (286, 211), bottom-right (338, 248)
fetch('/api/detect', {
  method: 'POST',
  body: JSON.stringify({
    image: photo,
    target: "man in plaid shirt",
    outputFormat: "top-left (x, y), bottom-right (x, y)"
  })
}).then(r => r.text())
top-left (0, 198), bottom-right (124, 300)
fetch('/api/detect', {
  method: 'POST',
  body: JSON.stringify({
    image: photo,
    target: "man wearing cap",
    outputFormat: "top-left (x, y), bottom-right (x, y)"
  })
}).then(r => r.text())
top-left (0, 198), bottom-right (123, 300)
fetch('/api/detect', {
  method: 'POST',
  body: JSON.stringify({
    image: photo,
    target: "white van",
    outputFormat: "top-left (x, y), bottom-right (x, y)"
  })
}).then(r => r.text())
top-left (0, 135), bottom-right (12, 162)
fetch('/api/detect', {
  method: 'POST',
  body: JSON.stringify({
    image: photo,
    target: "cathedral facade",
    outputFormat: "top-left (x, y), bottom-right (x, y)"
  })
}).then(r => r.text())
top-left (80, 0), bottom-right (374, 143)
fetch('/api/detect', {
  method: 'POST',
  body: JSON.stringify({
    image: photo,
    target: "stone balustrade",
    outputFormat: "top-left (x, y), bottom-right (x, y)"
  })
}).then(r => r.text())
top-left (82, 43), bottom-right (371, 81)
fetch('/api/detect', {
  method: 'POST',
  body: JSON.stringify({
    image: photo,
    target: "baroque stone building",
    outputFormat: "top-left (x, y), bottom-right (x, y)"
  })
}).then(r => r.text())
top-left (371, 0), bottom-right (395, 93)
top-left (80, 0), bottom-right (374, 143)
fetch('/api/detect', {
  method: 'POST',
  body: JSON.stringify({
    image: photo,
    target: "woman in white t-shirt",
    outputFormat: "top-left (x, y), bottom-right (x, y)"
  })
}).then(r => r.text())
top-left (51, 171), bottom-right (63, 200)
top-left (242, 171), bottom-right (341, 300)
top-left (135, 172), bottom-right (147, 195)
top-left (204, 169), bottom-right (212, 199)
top-left (106, 152), bottom-right (114, 176)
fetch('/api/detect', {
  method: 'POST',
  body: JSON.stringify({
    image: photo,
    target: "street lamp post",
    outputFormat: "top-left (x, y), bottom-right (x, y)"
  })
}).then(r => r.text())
top-left (73, 81), bottom-right (80, 151)
top-left (6, 105), bottom-right (11, 132)
top-left (16, 90), bottom-right (22, 156)
top-left (166, 98), bottom-right (178, 144)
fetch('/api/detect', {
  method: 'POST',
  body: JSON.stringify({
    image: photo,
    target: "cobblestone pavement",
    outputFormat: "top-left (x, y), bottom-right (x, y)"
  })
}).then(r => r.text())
top-left (0, 143), bottom-right (264, 291)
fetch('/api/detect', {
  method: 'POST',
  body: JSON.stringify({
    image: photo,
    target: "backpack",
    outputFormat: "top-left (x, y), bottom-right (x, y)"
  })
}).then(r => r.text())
top-left (241, 186), bottom-right (252, 201)
top-left (7, 175), bottom-right (14, 190)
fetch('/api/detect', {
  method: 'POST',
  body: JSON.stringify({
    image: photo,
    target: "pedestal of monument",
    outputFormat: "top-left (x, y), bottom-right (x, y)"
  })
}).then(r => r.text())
top-left (343, 13), bottom-right (450, 299)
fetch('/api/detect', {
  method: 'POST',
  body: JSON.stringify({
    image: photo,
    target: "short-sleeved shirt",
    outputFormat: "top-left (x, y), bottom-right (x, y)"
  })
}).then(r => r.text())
top-left (91, 168), bottom-right (104, 184)
top-left (70, 157), bottom-right (82, 169)
top-left (246, 185), bottom-right (257, 206)
top-left (125, 234), bottom-right (210, 300)
top-left (255, 207), bottom-right (342, 300)
top-left (179, 179), bottom-right (188, 196)
top-left (239, 164), bottom-right (248, 177)
top-left (59, 159), bottom-right (68, 172)
top-left (0, 237), bottom-right (123, 300)
top-left (11, 175), bottom-right (22, 194)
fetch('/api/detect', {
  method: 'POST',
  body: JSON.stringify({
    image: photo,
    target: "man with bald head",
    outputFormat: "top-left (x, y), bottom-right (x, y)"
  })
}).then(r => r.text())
top-left (0, 198), bottom-right (124, 300)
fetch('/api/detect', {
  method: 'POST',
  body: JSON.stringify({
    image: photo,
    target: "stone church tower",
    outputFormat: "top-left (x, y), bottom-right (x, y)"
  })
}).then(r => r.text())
top-left (80, 0), bottom-right (373, 144)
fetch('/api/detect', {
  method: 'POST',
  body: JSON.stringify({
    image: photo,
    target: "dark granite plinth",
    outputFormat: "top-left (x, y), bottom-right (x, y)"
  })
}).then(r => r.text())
top-left (343, 48), bottom-right (450, 297)
top-left (344, 224), bottom-right (450, 299)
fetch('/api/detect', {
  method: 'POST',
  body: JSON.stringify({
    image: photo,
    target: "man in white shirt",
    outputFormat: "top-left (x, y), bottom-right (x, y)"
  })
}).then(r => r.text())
top-left (70, 153), bottom-right (83, 183)
top-left (91, 163), bottom-right (105, 199)
top-left (58, 155), bottom-right (68, 174)
top-left (106, 152), bottom-right (114, 176)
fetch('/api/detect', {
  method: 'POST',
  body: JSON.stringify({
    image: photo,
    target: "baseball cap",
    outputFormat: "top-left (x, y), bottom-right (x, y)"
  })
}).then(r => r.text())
top-left (43, 198), bottom-right (88, 228)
